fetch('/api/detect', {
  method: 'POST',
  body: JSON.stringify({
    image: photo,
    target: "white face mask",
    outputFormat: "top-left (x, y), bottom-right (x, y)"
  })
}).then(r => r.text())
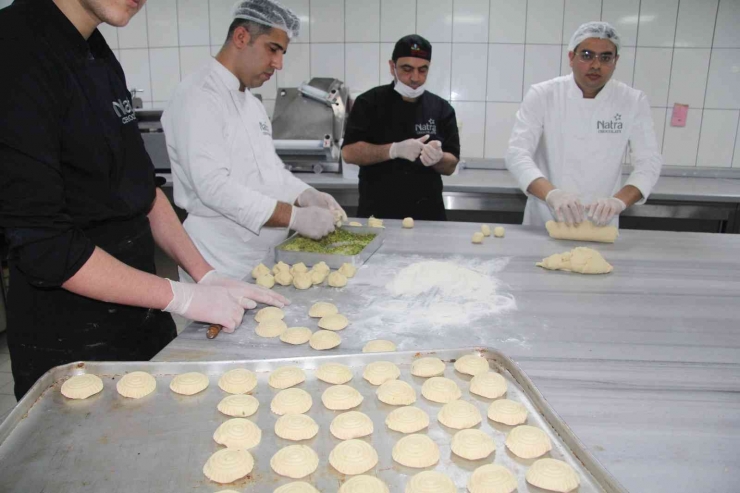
top-left (393, 67), bottom-right (426, 99)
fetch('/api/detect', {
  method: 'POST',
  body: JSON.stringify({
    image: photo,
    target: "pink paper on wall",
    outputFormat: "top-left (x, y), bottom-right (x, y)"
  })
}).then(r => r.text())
top-left (671, 103), bottom-right (689, 127)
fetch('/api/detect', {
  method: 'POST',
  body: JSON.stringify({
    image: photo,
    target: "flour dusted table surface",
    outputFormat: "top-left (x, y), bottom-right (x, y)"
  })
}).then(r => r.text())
top-left (158, 220), bottom-right (740, 493)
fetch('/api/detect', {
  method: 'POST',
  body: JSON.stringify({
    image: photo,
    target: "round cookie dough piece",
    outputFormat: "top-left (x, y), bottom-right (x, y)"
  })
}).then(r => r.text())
top-left (362, 339), bottom-right (397, 353)
top-left (487, 399), bottom-right (528, 426)
top-left (255, 306), bottom-right (285, 322)
top-left (468, 464), bottom-right (517, 493)
top-left (290, 262), bottom-right (309, 276)
top-left (450, 429), bottom-right (495, 460)
top-left (469, 372), bottom-right (507, 399)
top-left (472, 232), bottom-right (484, 244)
top-left (62, 374), bottom-right (104, 400)
top-left (494, 226), bottom-right (505, 238)
top-left (481, 224), bottom-right (492, 237)
top-left (270, 445), bottom-right (319, 479)
top-left (438, 400), bottom-right (482, 429)
top-left (411, 357), bottom-right (446, 378)
top-left (256, 273), bottom-right (276, 289)
top-left (392, 434), bottom-right (440, 468)
top-left (308, 301), bottom-right (338, 318)
top-left (402, 217), bottom-right (414, 228)
top-left (421, 377), bottom-right (461, 403)
top-left (218, 394), bottom-right (259, 417)
top-left (367, 216), bottom-right (384, 228)
top-left (274, 482), bottom-right (320, 493)
top-left (251, 263), bottom-right (270, 279)
top-left (256, 319), bottom-right (288, 338)
top-left (328, 271), bottom-right (348, 287)
top-left (274, 413), bottom-right (319, 441)
top-left (213, 418), bottom-right (262, 450)
top-left (348, 221), bottom-right (363, 227)
top-left (170, 372), bottom-right (209, 396)
top-left (329, 439), bottom-right (379, 475)
top-left (338, 263), bottom-right (357, 278)
top-left (454, 354), bottom-right (490, 376)
top-left (315, 362), bottom-right (353, 384)
top-left (525, 458), bottom-right (580, 493)
top-left (275, 270), bottom-right (293, 286)
top-left (273, 261), bottom-right (290, 275)
top-left (309, 330), bottom-right (341, 350)
top-left (363, 361), bottom-right (401, 386)
top-left (309, 270), bottom-right (327, 285)
top-left (339, 475), bottom-right (390, 493)
top-left (269, 366), bottom-right (306, 389)
top-left (330, 411), bottom-right (374, 440)
top-left (218, 368), bottom-right (258, 394)
top-left (505, 425), bottom-right (552, 459)
top-left (405, 471), bottom-right (456, 493)
top-left (312, 261), bottom-right (331, 275)
top-left (280, 327), bottom-right (313, 345)
top-left (203, 448), bottom-right (254, 484)
top-left (322, 384), bottom-right (363, 410)
top-left (293, 272), bottom-right (313, 290)
top-left (386, 406), bottom-right (430, 434)
top-left (271, 388), bottom-right (313, 415)
top-left (117, 371), bottom-right (156, 399)
top-left (317, 313), bottom-right (349, 331)
top-left (376, 379), bottom-right (416, 406)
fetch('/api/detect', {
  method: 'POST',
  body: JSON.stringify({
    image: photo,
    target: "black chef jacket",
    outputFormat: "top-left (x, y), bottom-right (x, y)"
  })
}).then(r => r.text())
top-left (0, 0), bottom-right (176, 399)
top-left (342, 83), bottom-right (460, 220)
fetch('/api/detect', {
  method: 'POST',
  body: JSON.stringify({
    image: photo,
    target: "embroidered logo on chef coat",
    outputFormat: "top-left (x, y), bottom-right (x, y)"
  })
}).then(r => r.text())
top-left (415, 118), bottom-right (436, 135)
top-left (259, 121), bottom-right (271, 136)
top-left (597, 113), bottom-right (623, 134)
top-left (112, 98), bottom-right (137, 125)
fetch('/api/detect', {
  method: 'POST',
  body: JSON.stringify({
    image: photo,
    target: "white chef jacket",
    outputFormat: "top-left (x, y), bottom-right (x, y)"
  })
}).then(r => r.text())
top-left (162, 58), bottom-right (310, 280)
top-left (505, 74), bottom-right (662, 227)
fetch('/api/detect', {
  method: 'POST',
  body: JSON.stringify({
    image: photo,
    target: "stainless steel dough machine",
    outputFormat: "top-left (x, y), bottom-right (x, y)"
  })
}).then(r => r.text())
top-left (272, 78), bottom-right (351, 174)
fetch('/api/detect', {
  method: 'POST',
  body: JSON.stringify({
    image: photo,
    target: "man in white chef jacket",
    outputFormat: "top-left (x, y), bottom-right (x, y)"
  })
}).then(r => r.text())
top-left (505, 22), bottom-right (663, 228)
top-left (163, 0), bottom-right (346, 282)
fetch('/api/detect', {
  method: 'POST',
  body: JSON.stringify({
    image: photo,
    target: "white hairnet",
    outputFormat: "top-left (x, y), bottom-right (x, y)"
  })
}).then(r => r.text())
top-left (568, 21), bottom-right (621, 54)
top-left (232, 0), bottom-right (300, 39)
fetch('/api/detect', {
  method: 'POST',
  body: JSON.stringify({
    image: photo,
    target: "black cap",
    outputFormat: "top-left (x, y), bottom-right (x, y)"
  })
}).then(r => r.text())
top-left (392, 34), bottom-right (432, 62)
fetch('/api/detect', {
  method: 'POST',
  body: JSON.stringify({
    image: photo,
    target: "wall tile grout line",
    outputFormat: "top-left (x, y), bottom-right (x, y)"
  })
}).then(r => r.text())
top-left (482, 0), bottom-right (492, 159)
top-left (695, 0), bottom-right (722, 167)
top-left (731, 111), bottom-right (740, 169)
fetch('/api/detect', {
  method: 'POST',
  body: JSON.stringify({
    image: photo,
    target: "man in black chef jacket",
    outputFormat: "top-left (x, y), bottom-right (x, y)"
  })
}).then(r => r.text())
top-left (342, 34), bottom-right (460, 221)
top-left (0, 0), bottom-right (288, 401)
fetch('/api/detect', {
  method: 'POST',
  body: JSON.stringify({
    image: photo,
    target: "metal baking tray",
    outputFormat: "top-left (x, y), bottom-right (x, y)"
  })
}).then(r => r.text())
top-left (0, 348), bottom-right (627, 493)
top-left (274, 225), bottom-right (385, 269)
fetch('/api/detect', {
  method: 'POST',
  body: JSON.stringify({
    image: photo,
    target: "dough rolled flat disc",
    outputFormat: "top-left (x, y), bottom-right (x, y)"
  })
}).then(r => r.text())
top-left (218, 394), bottom-right (259, 417)
top-left (450, 429), bottom-right (495, 460)
top-left (363, 361), bottom-right (401, 385)
top-left (308, 301), bottom-right (338, 318)
top-left (339, 475), bottom-right (390, 493)
top-left (309, 330), bottom-right (341, 350)
top-left (328, 271), bottom-right (348, 287)
top-left (526, 458), bottom-right (581, 493)
top-left (275, 413), bottom-right (319, 441)
top-left (318, 313), bottom-right (349, 331)
top-left (273, 482), bottom-right (320, 493)
top-left (170, 372), bottom-right (209, 395)
top-left (280, 327), bottom-right (313, 345)
top-left (505, 425), bottom-right (552, 459)
top-left (386, 406), bottom-right (430, 433)
top-left (203, 448), bottom-right (254, 484)
top-left (256, 319), bottom-right (288, 338)
top-left (270, 445), bottom-right (319, 479)
top-left (329, 439), bottom-right (379, 475)
top-left (271, 388), bottom-right (313, 415)
top-left (362, 339), bottom-right (397, 353)
top-left (411, 357), bottom-right (446, 377)
top-left (392, 434), bottom-right (440, 468)
top-left (421, 377), bottom-right (461, 403)
top-left (269, 366), bottom-right (306, 389)
top-left (468, 464), bottom-right (518, 493)
top-left (330, 411), bottom-right (374, 439)
top-left (453, 354), bottom-right (490, 376)
top-left (315, 362), bottom-right (353, 384)
top-left (404, 471), bottom-right (456, 493)
top-left (62, 374), bottom-right (104, 399)
top-left (437, 400), bottom-right (482, 429)
top-left (469, 372), bottom-right (508, 399)
top-left (213, 418), bottom-right (262, 450)
top-left (546, 220), bottom-right (618, 243)
top-left (255, 306), bottom-right (285, 322)
top-left (116, 371), bottom-right (156, 399)
top-left (322, 384), bottom-right (364, 410)
top-left (218, 368), bottom-right (258, 394)
top-left (487, 399), bottom-right (528, 425)
top-left (376, 379), bottom-right (417, 405)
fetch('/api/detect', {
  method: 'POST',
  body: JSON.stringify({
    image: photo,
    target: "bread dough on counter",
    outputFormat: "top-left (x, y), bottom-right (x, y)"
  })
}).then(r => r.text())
top-left (546, 220), bottom-right (618, 243)
top-left (308, 301), bottom-right (338, 318)
top-left (338, 263), bottom-right (357, 278)
top-left (280, 327), bottom-right (313, 345)
top-left (494, 226), bottom-right (505, 238)
top-left (536, 247), bottom-right (613, 274)
top-left (251, 263), bottom-right (270, 279)
top-left (472, 232), bottom-right (484, 244)
top-left (481, 224), bottom-right (491, 237)
top-left (256, 273), bottom-right (275, 288)
top-left (402, 217), bottom-right (414, 228)
top-left (362, 339), bottom-right (397, 353)
top-left (309, 330), bottom-right (341, 350)
top-left (328, 271), bottom-right (348, 287)
top-left (254, 306), bottom-right (284, 322)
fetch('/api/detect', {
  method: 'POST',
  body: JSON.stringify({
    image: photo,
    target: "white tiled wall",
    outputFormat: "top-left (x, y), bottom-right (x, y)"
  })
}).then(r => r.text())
top-left (49, 0), bottom-right (739, 168)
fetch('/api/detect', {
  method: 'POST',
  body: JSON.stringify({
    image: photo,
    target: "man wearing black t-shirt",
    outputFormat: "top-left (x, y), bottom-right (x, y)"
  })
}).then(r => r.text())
top-left (342, 35), bottom-right (460, 221)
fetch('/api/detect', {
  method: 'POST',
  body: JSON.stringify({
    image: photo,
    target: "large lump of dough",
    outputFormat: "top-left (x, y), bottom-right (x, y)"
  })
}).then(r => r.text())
top-left (536, 247), bottom-right (613, 274)
top-left (546, 220), bottom-right (618, 243)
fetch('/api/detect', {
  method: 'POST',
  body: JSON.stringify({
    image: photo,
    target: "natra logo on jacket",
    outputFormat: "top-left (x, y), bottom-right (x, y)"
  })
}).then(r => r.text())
top-left (597, 113), bottom-right (622, 134)
top-left (112, 98), bottom-right (137, 124)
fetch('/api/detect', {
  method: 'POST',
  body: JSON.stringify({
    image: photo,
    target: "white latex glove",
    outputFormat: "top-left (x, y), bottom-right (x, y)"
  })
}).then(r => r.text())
top-left (420, 140), bottom-right (443, 167)
top-left (289, 206), bottom-right (335, 240)
top-left (587, 197), bottom-right (626, 226)
top-left (163, 280), bottom-right (254, 332)
top-left (199, 270), bottom-right (290, 308)
top-left (296, 188), bottom-right (348, 223)
top-left (389, 134), bottom-right (430, 161)
top-left (545, 189), bottom-right (586, 224)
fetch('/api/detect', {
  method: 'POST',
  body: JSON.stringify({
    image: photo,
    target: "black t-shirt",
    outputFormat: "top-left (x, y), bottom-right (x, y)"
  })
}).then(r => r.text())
top-left (342, 83), bottom-right (460, 220)
top-left (0, 0), bottom-right (157, 287)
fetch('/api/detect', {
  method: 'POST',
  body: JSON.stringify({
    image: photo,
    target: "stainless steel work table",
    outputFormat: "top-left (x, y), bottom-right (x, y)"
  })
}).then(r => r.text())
top-left (157, 221), bottom-right (740, 493)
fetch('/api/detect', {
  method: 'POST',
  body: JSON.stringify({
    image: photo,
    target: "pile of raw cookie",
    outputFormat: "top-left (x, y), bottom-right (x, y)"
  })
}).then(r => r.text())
top-left (472, 224), bottom-right (505, 244)
top-left (252, 261), bottom-right (356, 290)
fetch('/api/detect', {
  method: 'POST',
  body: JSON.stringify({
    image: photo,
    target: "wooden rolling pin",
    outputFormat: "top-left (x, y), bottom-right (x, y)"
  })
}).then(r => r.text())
top-left (206, 324), bottom-right (222, 339)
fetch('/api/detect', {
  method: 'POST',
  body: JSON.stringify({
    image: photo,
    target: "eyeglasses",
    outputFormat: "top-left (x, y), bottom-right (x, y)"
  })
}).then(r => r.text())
top-left (576, 50), bottom-right (616, 65)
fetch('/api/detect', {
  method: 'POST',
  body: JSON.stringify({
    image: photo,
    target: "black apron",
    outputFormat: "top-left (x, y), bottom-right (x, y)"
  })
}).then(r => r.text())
top-left (358, 172), bottom-right (446, 220)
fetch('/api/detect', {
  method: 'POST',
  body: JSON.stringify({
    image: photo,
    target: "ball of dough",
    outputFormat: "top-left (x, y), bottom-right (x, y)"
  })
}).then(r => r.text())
top-left (62, 374), bottom-right (104, 400)
top-left (468, 464), bottom-right (517, 493)
top-left (309, 269), bottom-right (327, 285)
top-left (213, 418), bottom-right (262, 450)
top-left (481, 224), bottom-right (492, 237)
top-left (469, 371), bottom-right (507, 399)
top-left (271, 388), bottom-right (313, 415)
top-left (256, 319), bottom-right (288, 338)
top-left (312, 261), bottom-right (330, 275)
top-left (487, 399), bottom-right (528, 425)
top-left (405, 471), bottom-right (455, 493)
top-left (494, 226), bottom-right (505, 238)
top-left (218, 394), bottom-right (259, 417)
top-left (338, 263), bottom-right (357, 278)
top-left (329, 439), bottom-right (379, 475)
top-left (362, 339), bottom-right (397, 353)
top-left (269, 366), bottom-right (306, 389)
top-left (421, 377), bottom-right (461, 403)
top-left (328, 271), bottom-right (348, 287)
top-left (293, 272), bottom-right (313, 290)
top-left (280, 327), bottom-right (312, 345)
top-left (536, 247), bottom-right (613, 275)
top-left (290, 262), bottom-right (308, 276)
top-left (392, 434), bottom-right (439, 468)
top-left (308, 301), bottom-right (338, 318)
top-left (272, 261), bottom-right (290, 275)
top-left (218, 368), bottom-right (258, 394)
top-left (170, 372), bottom-right (209, 396)
top-left (330, 411), bottom-right (374, 440)
top-left (116, 371), bottom-right (156, 399)
top-left (275, 270), bottom-right (293, 286)
top-left (472, 232), bottom-right (484, 244)
top-left (251, 263), bottom-right (270, 279)
top-left (386, 406), bottom-right (429, 434)
top-left (315, 362), bottom-right (353, 384)
top-left (402, 217), bottom-right (414, 228)
top-left (363, 361), bottom-right (400, 385)
top-left (338, 475), bottom-right (389, 493)
top-left (437, 399), bottom-right (482, 429)
top-left (274, 413), bottom-right (319, 441)
top-left (309, 330), bottom-right (341, 350)
top-left (505, 425), bottom-right (552, 459)
top-left (322, 384), bottom-right (363, 410)
top-left (367, 216), bottom-right (384, 228)
top-left (274, 482), bottom-right (320, 493)
top-left (450, 429), bottom-right (495, 460)
top-left (411, 357), bottom-right (445, 378)
top-left (270, 445), bottom-right (319, 479)
top-left (454, 354), bottom-right (490, 376)
top-left (203, 449), bottom-right (254, 484)
top-left (255, 306), bottom-right (285, 323)
top-left (376, 379), bottom-right (416, 406)
top-left (256, 273), bottom-right (275, 288)
top-left (318, 313), bottom-right (349, 331)
top-left (525, 458), bottom-right (580, 493)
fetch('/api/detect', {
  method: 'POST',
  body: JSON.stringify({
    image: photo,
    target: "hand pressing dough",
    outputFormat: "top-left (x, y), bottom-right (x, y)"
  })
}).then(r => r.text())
top-left (329, 439), bottom-right (379, 475)
top-left (505, 425), bottom-right (552, 459)
top-left (213, 418), bottom-right (262, 450)
top-left (274, 483), bottom-right (320, 493)
top-left (255, 306), bottom-right (284, 322)
top-left (280, 327), bottom-right (312, 345)
top-left (218, 368), bottom-right (258, 394)
top-left (487, 399), bottom-right (528, 425)
top-left (363, 361), bottom-right (400, 385)
top-left (348, 221), bottom-right (363, 227)
top-left (481, 224), bottom-right (491, 237)
top-left (469, 372), bottom-right (507, 399)
top-left (270, 445), bottom-right (319, 479)
top-left (330, 411), bottom-right (374, 439)
top-left (468, 464), bottom-right (518, 493)
top-left (451, 429), bottom-right (495, 460)
top-left (117, 371), bottom-right (156, 399)
top-left (368, 215), bottom-right (384, 228)
top-left (315, 362), bottom-right (352, 384)
top-left (472, 232), bottom-right (484, 244)
top-left (338, 475), bottom-right (390, 493)
top-left (290, 262), bottom-right (309, 276)
top-left (537, 246), bottom-right (613, 274)
top-left (338, 263), bottom-right (357, 278)
top-left (203, 448), bottom-right (254, 484)
top-left (251, 263), bottom-right (270, 279)
top-left (392, 434), bottom-right (440, 468)
top-left (526, 458), bottom-right (580, 493)
top-left (411, 357), bottom-right (446, 377)
top-left (269, 366), bottom-right (306, 389)
top-left (170, 372), bottom-right (209, 395)
top-left (275, 270), bottom-right (293, 286)
top-left (309, 330), bottom-right (341, 350)
top-left (293, 272), bottom-right (313, 289)
top-left (454, 354), bottom-right (490, 376)
top-left (62, 374), bottom-right (104, 399)
top-left (271, 388), bottom-right (313, 415)
top-left (328, 271), bottom-right (348, 287)
top-left (437, 400), bottom-right (482, 429)
top-left (273, 261), bottom-right (290, 275)
top-left (274, 413), bottom-right (319, 441)
top-left (405, 471), bottom-right (456, 493)
top-left (309, 269), bottom-right (327, 285)
top-left (362, 339), bottom-right (397, 353)
top-left (402, 217), bottom-right (414, 228)
top-left (546, 219), bottom-right (618, 243)
top-left (218, 394), bottom-right (259, 417)
top-left (322, 384), bottom-right (363, 410)
top-left (256, 319), bottom-right (288, 338)
top-left (318, 313), bottom-right (349, 331)
top-left (421, 377), bottom-right (461, 403)
top-left (494, 226), bottom-right (505, 238)
top-left (376, 379), bottom-right (416, 405)
top-left (308, 301), bottom-right (338, 318)
top-left (256, 273), bottom-right (275, 288)
top-left (386, 406), bottom-right (430, 433)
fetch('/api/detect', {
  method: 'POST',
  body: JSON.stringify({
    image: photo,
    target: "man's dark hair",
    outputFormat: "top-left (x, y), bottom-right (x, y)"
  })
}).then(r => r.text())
top-left (225, 19), bottom-right (272, 45)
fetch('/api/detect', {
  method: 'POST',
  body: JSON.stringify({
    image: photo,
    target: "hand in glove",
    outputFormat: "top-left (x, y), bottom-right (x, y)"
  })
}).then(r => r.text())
top-left (545, 189), bottom-right (586, 224)
top-left (199, 270), bottom-right (290, 308)
top-left (296, 188), bottom-right (348, 223)
top-left (289, 206), bottom-right (335, 240)
top-left (163, 280), bottom-right (256, 332)
top-left (420, 140), bottom-right (443, 167)
top-left (389, 134), bottom-right (430, 161)
top-left (587, 197), bottom-right (626, 226)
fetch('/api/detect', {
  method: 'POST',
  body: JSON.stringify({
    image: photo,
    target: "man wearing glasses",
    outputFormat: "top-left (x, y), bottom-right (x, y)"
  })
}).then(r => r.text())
top-left (506, 22), bottom-right (662, 227)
